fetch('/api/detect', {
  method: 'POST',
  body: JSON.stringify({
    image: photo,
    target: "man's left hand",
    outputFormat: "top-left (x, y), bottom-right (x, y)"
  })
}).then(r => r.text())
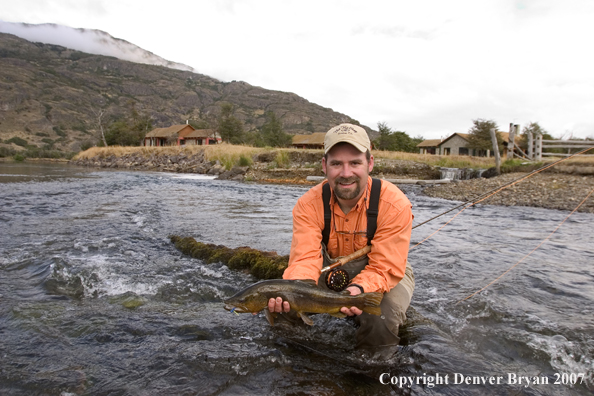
top-left (340, 285), bottom-right (363, 316)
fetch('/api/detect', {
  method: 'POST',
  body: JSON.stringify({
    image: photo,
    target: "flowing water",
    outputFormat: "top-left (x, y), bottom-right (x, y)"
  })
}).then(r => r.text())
top-left (1, 162), bottom-right (592, 395)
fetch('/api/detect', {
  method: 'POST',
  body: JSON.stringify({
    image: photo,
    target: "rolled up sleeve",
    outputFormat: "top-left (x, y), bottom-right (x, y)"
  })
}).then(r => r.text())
top-left (283, 189), bottom-right (325, 282)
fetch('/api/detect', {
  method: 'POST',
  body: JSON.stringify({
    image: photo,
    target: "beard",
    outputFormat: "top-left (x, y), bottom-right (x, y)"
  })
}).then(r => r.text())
top-left (333, 176), bottom-right (362, 201)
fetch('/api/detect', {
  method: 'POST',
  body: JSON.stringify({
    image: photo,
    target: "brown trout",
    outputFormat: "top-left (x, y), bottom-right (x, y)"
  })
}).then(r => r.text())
top-left (223, 279), bottom-right (383, 326)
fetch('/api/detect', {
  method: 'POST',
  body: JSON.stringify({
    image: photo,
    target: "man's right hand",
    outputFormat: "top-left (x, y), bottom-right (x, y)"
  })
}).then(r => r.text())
top-left (268, 297), bottom-right (290, 313)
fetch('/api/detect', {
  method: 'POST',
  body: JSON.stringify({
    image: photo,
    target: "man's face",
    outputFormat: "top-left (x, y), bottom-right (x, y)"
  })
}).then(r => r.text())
top-left (322, 143), bottom-right (374, 204)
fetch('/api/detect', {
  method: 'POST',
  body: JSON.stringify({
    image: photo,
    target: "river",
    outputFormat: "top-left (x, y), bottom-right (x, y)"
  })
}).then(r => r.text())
top-left (0, 162), bottom-right (592, 395)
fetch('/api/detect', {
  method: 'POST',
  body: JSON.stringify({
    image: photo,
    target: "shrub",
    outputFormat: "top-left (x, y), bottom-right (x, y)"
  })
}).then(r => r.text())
top-left (221, 157), bottom-right (235, 171)
top-left (53, 126), bottom-right (66, 137)
top-left (13, 153), bottom-right (25, 162)
top-left (274, 151), bottom-right (291, 168)
top-left (238, 154), bottom-right (253, 167)
top-left (0, 147), bottom-right (15, 157)
top-left (6, 137), bottom-right (28, 147)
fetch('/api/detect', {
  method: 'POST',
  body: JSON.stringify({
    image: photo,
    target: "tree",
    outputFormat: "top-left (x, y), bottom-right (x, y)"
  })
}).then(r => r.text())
top-left (91, 108), bottom-right (108, 147)
top-left (466, 119), bottom-right (502, 153)
top-left (217, 103), bottom-right (244, 144)
top-left (373, 122), bottom-right (420, 152)
top-left (260, 111), bottom-right (292, 147)
top-left (103, 101), bottom-right (153, 146)
top-left (519, 121), bottom-right (555, 152)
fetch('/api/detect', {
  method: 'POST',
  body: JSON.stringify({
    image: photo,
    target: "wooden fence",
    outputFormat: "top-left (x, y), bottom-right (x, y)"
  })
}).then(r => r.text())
top-left (505, 123), bottom-right (594, 160)
top-left (540, 139), bottom-right (594, 158)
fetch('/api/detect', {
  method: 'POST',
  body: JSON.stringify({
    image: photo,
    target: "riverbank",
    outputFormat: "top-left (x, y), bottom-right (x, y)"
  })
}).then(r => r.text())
top-left (424, 172), bottom-right (594, 213)
top-left (69, 146), bottom-right (442, 183)
top-left (66, 146), bottom-right (594, 213)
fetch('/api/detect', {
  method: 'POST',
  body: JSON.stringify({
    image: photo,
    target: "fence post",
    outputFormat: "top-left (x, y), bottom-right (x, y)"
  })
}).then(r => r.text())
top-left (507, 123), bottom-right (515, 160)
top-left (490, 128), bottom-right (501, 175)
top-left (527, 131), bottom-right (534, 160)
top-left (535, 133), bottom-right (542, 161)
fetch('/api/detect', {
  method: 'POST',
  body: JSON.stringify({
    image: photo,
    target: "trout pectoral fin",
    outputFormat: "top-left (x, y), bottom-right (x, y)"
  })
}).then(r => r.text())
top-left (297, 311), bottom-right (314, 326)
top-left (330, 312), bottom-right (347, 318)
top-left (264, 309), bottom-right (277, 326)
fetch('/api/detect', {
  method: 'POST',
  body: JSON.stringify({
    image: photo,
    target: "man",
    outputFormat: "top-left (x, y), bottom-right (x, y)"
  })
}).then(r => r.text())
top-left (270, 123), bottom-right (415, 357)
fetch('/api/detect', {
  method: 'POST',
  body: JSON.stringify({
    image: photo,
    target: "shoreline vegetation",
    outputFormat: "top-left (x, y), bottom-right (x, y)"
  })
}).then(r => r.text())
top-left (11, 144), bottom-right (594, 213)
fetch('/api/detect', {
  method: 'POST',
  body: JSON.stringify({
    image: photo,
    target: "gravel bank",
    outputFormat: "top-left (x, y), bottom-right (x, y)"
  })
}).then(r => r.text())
top-left (423, 172), bottom-right (594, 213)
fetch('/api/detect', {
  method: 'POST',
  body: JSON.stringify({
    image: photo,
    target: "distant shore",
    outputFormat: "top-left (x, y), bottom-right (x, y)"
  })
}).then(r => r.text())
top-left (63, 146), bottom-right (594, 214)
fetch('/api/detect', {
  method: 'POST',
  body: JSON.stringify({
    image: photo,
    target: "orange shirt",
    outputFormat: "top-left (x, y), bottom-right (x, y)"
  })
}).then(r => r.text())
top-left (284, 177), bottom-right (413, 293)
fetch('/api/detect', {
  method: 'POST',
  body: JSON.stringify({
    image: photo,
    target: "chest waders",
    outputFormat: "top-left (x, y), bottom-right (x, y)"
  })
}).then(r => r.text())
top-left (318, 179), bottom-right (414, 355)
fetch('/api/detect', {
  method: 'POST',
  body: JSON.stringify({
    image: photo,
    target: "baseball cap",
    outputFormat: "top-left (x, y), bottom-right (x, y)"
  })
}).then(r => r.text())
top-left (324, 123), bottom-right (371, 155)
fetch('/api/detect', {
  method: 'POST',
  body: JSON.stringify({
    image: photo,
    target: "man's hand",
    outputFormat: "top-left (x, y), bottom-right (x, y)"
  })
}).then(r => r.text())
top-left (251, 297), bottom-right (290, 315)
top-left (340, 285), bottom-right (363, 316)
top-left (268, 297), bottom-right (290, 313)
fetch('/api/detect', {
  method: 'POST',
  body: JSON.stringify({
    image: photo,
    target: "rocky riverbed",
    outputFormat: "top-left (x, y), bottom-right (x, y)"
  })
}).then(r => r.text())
top-left (423, 172), bottom-right (594, 213)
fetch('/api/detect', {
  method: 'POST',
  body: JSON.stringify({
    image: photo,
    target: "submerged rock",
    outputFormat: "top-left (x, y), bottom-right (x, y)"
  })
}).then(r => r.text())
top-left (169, 235), bottom-right (288, 279)
top-left (108, 292), bottom-right (147, 309)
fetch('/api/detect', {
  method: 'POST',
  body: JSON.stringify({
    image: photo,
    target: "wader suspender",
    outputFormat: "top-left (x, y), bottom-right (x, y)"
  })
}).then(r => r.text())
top-left (322, 178), bottom-right (382, 246)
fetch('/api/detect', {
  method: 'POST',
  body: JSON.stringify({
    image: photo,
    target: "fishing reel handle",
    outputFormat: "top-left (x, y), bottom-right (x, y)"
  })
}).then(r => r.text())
top-left (320, 245), bottom-right (371, 274)
top-left (321, 245), bottom-right (371, 292)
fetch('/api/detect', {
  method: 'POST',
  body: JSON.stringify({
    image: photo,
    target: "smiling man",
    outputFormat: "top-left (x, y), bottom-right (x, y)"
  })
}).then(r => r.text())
top-left (270, 123), bottom-right (415, 358)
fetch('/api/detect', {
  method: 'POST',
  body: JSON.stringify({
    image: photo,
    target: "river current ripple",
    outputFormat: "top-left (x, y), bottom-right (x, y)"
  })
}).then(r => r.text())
top-left (1, 163), bottom-right (593, 395)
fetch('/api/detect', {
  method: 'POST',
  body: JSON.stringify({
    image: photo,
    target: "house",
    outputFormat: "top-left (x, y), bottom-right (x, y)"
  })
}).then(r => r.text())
top-left (184, 129), bottom-right (221, 146)
top-left (143, 124), bottom-right (221, 146)
top-left (439, 131), bottom-right (517, 158)
top-left (438, 133), bottom-right (473, 156)
top-left (291, 132), bottom-right (326, 149)
top-left (144, 124), bottom-right (195, 147)
top-left (417, 139), bottom-right (442, 154)
top-left (417, 132), bottom-right (518, 157)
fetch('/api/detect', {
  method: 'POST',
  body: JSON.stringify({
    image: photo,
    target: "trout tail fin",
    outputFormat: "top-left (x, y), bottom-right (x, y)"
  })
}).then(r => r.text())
top-left (361, 292), bottom-right (383, 316)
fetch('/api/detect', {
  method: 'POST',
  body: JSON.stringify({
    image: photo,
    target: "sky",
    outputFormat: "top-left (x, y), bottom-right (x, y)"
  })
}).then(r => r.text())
top-left (2, 0), bottom-right (594, 140)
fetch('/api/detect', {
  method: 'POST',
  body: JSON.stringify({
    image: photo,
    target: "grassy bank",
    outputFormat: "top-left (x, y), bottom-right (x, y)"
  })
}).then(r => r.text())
top-left (73, 145), bottom-right (499, 169)
top-left (71, 144), bottom-right (594, 171)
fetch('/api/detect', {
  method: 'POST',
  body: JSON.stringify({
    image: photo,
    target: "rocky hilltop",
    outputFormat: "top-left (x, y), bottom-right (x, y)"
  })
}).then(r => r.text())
top-left (0, 32), bottom-right (362, 153)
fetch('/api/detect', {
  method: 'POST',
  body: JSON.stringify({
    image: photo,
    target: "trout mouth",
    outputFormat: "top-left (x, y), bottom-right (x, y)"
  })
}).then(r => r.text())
top-left (224, 304), bottom-right (249, 313)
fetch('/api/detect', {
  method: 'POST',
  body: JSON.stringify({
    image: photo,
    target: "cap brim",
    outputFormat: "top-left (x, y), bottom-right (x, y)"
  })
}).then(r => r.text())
top-left (324, 139), bottom-right (368, 154)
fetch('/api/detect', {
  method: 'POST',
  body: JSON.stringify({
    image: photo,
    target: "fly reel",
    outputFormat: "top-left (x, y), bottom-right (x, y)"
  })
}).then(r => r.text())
top-left (324, 268), bottom-right (350, 292)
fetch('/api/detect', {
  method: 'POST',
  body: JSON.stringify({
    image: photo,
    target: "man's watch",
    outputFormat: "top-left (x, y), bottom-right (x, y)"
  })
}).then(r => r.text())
top-left (349, 284), bottom-right (365, 294)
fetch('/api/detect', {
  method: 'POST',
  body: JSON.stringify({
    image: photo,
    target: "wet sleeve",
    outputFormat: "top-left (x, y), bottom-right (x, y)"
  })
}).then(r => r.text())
top-left (351, 201), bottom-right (412, 293)
top-left (283, 195), bottom-right (324, 283)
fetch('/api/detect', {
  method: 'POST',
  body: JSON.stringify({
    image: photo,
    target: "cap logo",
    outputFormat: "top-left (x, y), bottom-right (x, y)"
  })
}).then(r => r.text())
top-left (332, 125), bottom-right (359, 135)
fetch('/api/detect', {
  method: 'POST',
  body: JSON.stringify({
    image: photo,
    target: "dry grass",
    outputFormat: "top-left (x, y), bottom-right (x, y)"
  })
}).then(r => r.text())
top-left (373, 150), bottom-right (496, 169)
top-left (73, 144), bottom-right (265, 163)
top-left (74, 144), bottom-right (594, 170)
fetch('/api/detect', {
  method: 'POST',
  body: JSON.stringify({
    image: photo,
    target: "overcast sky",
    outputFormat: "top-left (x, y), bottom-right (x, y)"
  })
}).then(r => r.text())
top-left (2, 0), bottom-right (594, 140)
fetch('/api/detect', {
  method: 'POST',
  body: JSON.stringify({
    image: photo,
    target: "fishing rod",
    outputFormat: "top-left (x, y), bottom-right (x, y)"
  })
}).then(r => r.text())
top-left (321, 145), bottom-right (594, 291)
top-left (412, 145), bottom-right (594, 230)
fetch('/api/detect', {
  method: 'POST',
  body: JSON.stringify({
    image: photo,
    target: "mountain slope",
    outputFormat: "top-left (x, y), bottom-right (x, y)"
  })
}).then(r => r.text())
top-left (0, 32), bottom-right (362, 153)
